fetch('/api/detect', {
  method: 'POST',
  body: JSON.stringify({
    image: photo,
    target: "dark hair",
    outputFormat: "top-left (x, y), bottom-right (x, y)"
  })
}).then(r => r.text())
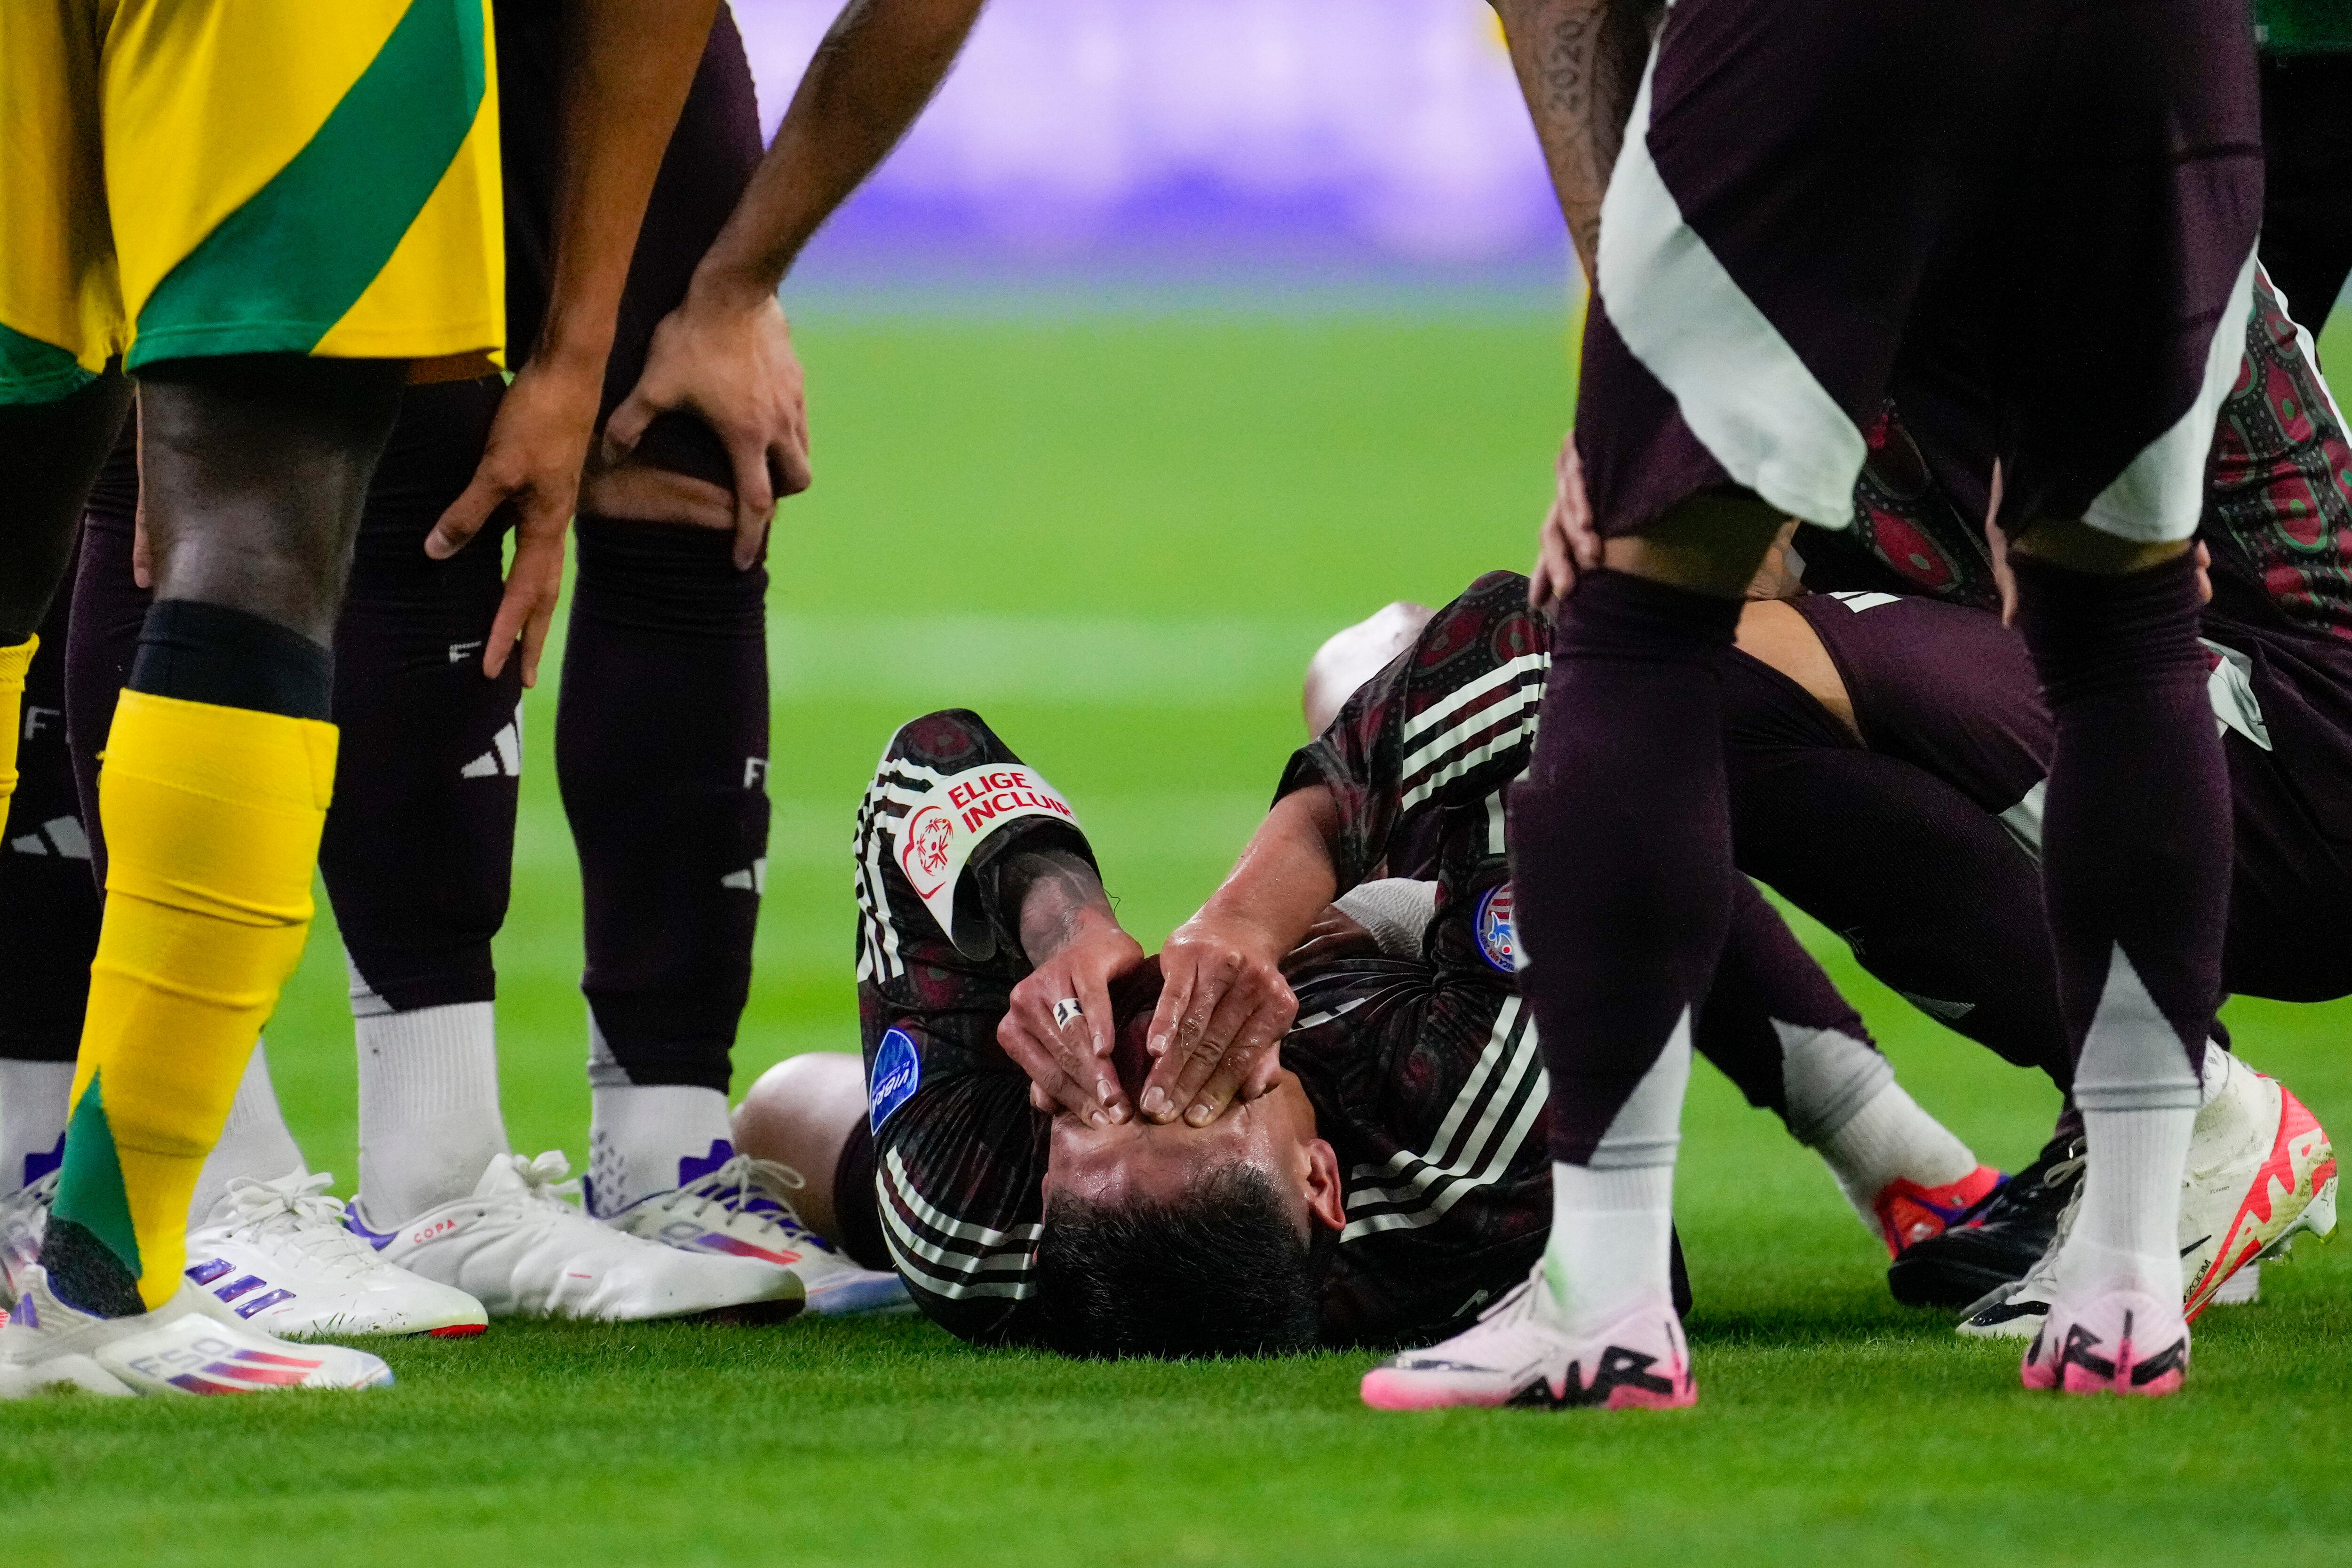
top-left (1033, 1164), bottom-right (1324, 1359)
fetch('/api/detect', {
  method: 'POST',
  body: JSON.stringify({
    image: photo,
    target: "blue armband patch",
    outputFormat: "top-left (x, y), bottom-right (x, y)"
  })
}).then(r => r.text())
top-left (870, 1028), bottom-right (923, 1131)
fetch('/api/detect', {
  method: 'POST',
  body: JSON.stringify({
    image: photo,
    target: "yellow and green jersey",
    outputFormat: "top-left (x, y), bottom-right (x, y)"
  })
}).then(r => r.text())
top-left (0, 0), bottom-right (503, 405)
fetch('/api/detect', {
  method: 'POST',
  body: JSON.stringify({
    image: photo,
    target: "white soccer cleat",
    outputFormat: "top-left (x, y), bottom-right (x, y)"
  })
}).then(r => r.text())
top-left (348, 1151), bottom-right (803, 1324)
top-left (0, 1266), bottom-right (392, 1398)
top-left (2177, 1051), bottom-right (2336, 1320)
top-left (1961, 1051), bottom-right (2337, 1339)
top-left (604, 1153), bottom-right (909, 1317)
top-left (185, 1170), bottom-right (487, 1339)
top-left (2213, 1262), bottom-right (2260, 1305)
top-left (1361, 1264), bottom-right (1695, 1412)
top-left (0, 1170), bottom-right (56, 1313)
top-left (1956, 1202), bottom-right (2066, 1340)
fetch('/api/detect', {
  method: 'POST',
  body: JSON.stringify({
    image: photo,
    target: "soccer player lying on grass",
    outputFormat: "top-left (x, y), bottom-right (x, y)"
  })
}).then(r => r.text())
top-left (731, 618), bottom-right (2002, 1362)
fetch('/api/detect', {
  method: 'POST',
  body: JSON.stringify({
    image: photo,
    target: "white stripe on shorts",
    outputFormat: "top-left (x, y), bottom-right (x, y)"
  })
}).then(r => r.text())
top-left (1595, 41), bottom-right (1866, 531)
top-left (2083, 247), bottom-right (2261, 544)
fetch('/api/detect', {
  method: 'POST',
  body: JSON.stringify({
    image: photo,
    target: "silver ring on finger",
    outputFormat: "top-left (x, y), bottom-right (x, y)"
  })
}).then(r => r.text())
top-left (1052, 997), bottom-right (1084, 1030)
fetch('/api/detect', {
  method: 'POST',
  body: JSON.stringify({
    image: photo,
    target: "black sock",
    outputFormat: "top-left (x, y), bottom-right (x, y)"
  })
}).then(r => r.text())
top-left (0, 590), bottom-right (101, 1064)
top-left (560, 517), bottom-right (769, 1092)
top-left (128, 599), bottom-right (332, 721)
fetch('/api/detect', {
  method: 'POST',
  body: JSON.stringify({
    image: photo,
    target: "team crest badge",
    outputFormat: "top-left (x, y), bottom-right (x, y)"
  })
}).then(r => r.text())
top-left (900, 807), bottom-right (957, 894)
top-left (1474, 883), bottom-right (1517, 974)
top-left (870, 1029), bottom-right (923, 1131)
top-left (886, 762), bottom-right (1081, 950)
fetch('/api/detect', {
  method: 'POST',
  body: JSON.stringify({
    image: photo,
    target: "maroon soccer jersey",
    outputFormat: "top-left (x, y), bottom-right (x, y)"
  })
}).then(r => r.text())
top-left (847, 687), bottom-right (1556, 1349)
top-left (1800, 270), bottom-right (2352, 647)
top-left (1273, 572), bottom-right (1561, 1341)
top-left (1769, 272), bottom-right (2352, 1003)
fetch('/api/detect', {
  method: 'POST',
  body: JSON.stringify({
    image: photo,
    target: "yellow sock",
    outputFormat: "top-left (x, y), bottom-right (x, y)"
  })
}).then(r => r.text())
top-left (0, 634), bottom-right (34, 842)
top-left (50, 690), bottom-right (336, 1311)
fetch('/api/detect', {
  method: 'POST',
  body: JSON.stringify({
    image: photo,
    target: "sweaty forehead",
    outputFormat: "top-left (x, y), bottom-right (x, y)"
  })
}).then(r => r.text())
top-left (1049, 1115), bottom-right (1267, 1209)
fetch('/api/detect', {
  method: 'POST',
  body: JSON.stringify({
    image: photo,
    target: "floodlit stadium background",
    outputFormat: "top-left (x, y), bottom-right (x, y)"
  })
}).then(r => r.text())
top-left (740, 0), bottom-right (1566, 293)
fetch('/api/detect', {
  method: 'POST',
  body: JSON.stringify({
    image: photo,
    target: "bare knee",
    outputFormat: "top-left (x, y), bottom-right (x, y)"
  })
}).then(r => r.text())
top-left (734, 1051), bottom-right (868, 1242)
top-left (137, 355), bottom-right (404, 641)
top-left (1603, 489), bottom-right (1790, 599)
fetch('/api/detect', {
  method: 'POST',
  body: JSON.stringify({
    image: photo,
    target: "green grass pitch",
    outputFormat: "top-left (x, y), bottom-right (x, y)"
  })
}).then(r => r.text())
top-left (7, 306), bottom-right (2352, 1566)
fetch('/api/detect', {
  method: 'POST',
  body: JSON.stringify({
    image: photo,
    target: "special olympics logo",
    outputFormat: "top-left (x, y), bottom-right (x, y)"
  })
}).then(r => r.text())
top-left (1475, 883), bottom-right (1516, 974)
top-left (901, 806), bottom-right (956, 891)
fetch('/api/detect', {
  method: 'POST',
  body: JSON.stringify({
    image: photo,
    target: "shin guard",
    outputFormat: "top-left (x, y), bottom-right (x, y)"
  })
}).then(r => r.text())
top-left (1512, 571), bottom-right (1742, 1166)
top-left (48, 687), bottom-right (334, 1313)
top-left (560, 518), bottom-right (768, 1095)
top-left (2012, 554), bottom-right (2225, 1090)
top-left (0, 634), bottom-right (32, 836)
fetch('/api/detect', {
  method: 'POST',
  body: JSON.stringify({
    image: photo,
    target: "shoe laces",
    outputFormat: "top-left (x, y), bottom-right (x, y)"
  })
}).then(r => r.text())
top-left (211, 1172), bottom-right (385, 1280)
top-left (2006, 1179), bottom-right (2085, 1304)
top-left (1476, 1272), bottom-right (1540, 1327)
top-left (0, 1170), bottom-right (56, 1229)
top-left (1965, 1141), bottom-right (2084, 1228)
top-left (0, 1172), bottom-right (56, 1299)
top-left (669, 1155), bottom-right (834, 1251)
top-left (509, 1150), bottom-right (591, 1210)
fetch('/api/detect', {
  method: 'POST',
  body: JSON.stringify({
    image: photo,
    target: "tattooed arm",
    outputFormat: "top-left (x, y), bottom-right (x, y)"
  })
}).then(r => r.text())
top-left (999, 850), bottom-right (1147, 1126)
top-left (1490, 0), bottom-right (1659, 279)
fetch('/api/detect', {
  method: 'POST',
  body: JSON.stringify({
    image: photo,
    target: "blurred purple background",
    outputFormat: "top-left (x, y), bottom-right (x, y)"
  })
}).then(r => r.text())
top-left (733, 0), bottom-right (1571, 301)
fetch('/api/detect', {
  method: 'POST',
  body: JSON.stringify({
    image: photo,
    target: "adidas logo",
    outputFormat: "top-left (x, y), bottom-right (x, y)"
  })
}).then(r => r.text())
top-left (461, 711), bottom-right (524, 779)
top-left (721, 858), bottom-right (768, 894)
top-left (8, 815), bottom-right (92, 860)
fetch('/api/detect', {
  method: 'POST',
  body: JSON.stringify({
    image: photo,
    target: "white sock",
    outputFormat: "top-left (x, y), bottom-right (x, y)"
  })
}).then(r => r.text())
top-left (1544, 1162), bottom-right (1677, 1331)
top-left (587, 1083), bottom-right (735, 1218)
top-left (0, 1059), bottom-right (72, 1196)
top-left (356, 1001), bottom-right (510, 1225)
top-left (2063, 946), bottom-right (2200, 1298)
top-left (2064, 1106), bottom-right (2194, 1298)
top-left (1539, 1011), bottom-right (1691, 1333)
top-left (1816, 1082), bottom-right (1979, 1242)
top-left (188, 1042), bottom-right (309, 1226)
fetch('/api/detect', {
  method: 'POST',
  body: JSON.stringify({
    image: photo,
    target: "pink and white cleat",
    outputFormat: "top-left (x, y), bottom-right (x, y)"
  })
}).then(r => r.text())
top-left (1361, 1265), bottom-right (1694, 1412)
top-left (2020, 1285), bottom-right (2188, 1397)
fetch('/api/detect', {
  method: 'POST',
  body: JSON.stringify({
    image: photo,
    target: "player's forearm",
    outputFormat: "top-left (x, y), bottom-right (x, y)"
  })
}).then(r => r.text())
top-left (1189, 788), bottom-right (1343, 961)
top-left (689, 0), bottom-right (988, 305)
top-left (1005, 848), bottom-right (1121, 965)
top-left (535, 0), bottom-right (724, 371)
top-left (1490, 0), bottom-right (1656, 280)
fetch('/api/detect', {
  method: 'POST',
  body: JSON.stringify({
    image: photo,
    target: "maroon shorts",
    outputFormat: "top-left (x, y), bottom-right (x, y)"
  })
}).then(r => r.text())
top-left (1577, 0), bottom-right (2263, 547)
top-left (1779, 589), bottom-right (2352, 1003)
top-left (495, 0), bottom-right (764, 491)
top-left (1794, 591), bottom-right (2048, 819)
